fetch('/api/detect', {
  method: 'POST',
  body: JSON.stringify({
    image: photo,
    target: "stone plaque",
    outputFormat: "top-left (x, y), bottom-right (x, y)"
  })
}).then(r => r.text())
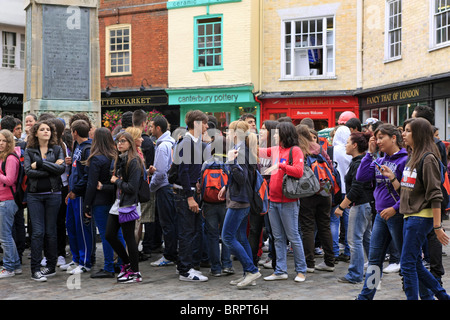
top-left (42, 5), bottom-right (90, 100)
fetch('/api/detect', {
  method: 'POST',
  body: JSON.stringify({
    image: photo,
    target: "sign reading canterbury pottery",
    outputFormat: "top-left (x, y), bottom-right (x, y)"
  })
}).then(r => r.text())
top-left (167, 0), bottom-right (242, 9)
top-left (167, 86), bottom-right (255, 105)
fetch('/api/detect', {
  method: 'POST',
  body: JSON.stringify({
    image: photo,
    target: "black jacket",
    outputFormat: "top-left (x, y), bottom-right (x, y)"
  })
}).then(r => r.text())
top-left (24, 145), bottom-right (66, 193)
top-left (111, 153), bottom-right (142, 207)
top-left (345, 154), bottom-right (374, 205)
top-left (83, 155), bottom-right (115, 214)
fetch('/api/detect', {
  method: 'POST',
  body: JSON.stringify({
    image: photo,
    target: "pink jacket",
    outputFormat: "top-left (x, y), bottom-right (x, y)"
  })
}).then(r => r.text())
top-left (0, 147), bottom-right (21, 201)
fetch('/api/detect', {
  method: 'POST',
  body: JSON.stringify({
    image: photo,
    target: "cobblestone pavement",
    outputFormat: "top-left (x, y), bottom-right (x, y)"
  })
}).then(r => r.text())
top-left (2, 220), bottom-right (450, 303)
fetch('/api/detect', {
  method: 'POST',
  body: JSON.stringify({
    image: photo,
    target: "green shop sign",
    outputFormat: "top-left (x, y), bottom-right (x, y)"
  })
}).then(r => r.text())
top-left (167, 86), bottom-right (256, 106)
top-left (167, 0), bottom-right (242, 9)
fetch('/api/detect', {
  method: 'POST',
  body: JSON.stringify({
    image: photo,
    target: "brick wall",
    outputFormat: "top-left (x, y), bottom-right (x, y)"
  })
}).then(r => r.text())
top-left (98, 0), bottom-right (168, 91)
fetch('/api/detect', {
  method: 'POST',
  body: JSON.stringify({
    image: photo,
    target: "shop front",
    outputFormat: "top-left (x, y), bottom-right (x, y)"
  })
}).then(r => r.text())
top-left (167, 85), bottom-right (259, 133)
top-left (0, 92), bottom-right (23, 119)
top-left (101, 89), bottom-right (180, 131)
top-left (358, 78), bottom-right (450, 140)
top-left (260, 96), bottom-right (359, 130)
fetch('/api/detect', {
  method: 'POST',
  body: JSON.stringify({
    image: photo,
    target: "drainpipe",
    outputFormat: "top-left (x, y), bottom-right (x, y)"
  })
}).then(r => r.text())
top-left (254, 0), bottom-right (264, 128)
top-left (356, 0), bottom-right (363, 89)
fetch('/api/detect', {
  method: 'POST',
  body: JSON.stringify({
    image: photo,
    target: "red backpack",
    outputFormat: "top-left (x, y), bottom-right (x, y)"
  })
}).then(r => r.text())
top-left (201, 163), bottom-right (229, 203)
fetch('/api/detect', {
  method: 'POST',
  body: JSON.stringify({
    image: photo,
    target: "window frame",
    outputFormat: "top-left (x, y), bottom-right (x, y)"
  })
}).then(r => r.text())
top-left (105, 24), bottom-right (132, 77)
top-left (280, 16), bottom-right (336, 80)
top-left (429, 0), bottom-right (450, 50)
top-left (384, 0), bottom-right (402, 62)
top-left (193, 14), bottom-right (224, 72)
top-left (2, 31), bottom-right (17, 69)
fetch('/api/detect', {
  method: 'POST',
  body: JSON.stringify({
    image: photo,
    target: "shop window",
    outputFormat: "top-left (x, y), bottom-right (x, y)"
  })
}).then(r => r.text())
top-left (385, 0), bottom-right (402, 60)
top-left (380, 107), bottom-right (388, 122)
top-left (194, 15), bottom-right (223, 71)
top-left (389, 106), bottom-right (397, 125)
top-left (431, 0), bottom-right (450, 47)
top-left (268, 113), bottom-right (287, 121)
top-left (2, 32), bottom-right (16, 68)
top-left (282, 16), bottom-right (335, 79)
top-left (205, 111), bottom-right (230, 133)
top-left (106, 25), bottom-right (131, 76)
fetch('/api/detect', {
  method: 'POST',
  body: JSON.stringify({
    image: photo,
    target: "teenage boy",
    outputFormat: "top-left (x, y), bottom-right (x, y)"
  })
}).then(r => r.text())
top-left (61, 119), bottom-right (93, 274)
top-left (172, 110), bottom-right (209, 282)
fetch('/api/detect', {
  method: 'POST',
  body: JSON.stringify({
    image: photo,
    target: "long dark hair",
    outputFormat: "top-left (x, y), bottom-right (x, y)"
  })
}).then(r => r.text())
top-left (406, 117), bottom-right (440, 172)
top-left (277, 122), bottom-right (298, 149)
top-left (113, 131), bottom-right (144, 177)
top-left (262, 120), bottom-right (278, 148)
top-left (86, 127), bottom-right (117, 166)
top-left (26, 120), bottom-right (58, 149)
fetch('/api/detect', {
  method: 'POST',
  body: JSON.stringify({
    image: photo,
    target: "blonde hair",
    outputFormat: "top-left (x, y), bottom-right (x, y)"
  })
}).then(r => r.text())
top-left (0, 129), bottom-right (16, 161)
top-left (125, 126), bottom-right (142, 141)
top-left (228, 120), bottom-right (258, 164)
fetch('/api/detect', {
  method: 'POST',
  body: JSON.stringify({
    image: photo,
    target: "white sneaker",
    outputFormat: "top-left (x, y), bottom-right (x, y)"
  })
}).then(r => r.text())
top-left (70, 265), bottom-right (91, 275)
top-left (294, 273), bottom-right (306, 282)
top-left (264, 273), bottom-right (288, 281)
top-left (57, 256), bottom-right (66, 267)
top-left (151, 256), bottom-right (174, 267)
top-left (230, 276), bottom-right (256, 286)
top-left (315, 262), bottom-right (335, 272)
top-left (383, 263), bottom-right (400, 273)
top-left (179, 268), bottom-right (208, 282)
top-left (258, 256), bottom-right (271, 266)
top-left (60, 261), bottom-right (77, 271)
top-left (0, 268), bottom-right (15, 278)
top-left (236, 272), bottom-right (261, 288)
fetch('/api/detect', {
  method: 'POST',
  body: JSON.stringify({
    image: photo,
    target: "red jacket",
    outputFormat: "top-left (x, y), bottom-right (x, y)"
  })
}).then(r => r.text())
top-left (260, 146), bottom-right (304, 203)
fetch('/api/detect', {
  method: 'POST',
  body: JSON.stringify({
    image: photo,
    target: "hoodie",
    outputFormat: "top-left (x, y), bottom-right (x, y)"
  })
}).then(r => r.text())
top-left (356, 148), bottom-right (408, 213)
top-left (150, 131), bottom-right (175, 192)
top-left (0, 146), bottom-right (21, 201)
top-left (332, 126), bottom-right (352, 194)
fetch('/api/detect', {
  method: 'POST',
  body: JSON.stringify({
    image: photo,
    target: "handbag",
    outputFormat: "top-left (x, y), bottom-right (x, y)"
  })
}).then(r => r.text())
top-left (118, 205), bottom-right (140, 224)
top-left (282, 147), bottom-right (320, 199)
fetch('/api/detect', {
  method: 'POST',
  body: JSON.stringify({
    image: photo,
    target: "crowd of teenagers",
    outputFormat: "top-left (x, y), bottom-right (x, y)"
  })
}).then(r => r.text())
top-left (0, 105), bottom-right (449, 300)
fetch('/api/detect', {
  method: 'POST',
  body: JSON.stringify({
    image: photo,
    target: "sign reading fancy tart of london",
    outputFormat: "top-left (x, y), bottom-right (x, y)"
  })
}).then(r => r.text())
top-left (361, 85), bottom-right (430, 109)
top-left (167, 0), bottom-right (241, 9)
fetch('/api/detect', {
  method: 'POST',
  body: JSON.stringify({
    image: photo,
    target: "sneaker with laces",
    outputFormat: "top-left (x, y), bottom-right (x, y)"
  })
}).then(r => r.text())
top-left (236, 272), bottom-right (261, 288)
top-left (14, 268), bottom-right (22, 275)
top-left (118, 271), bottom-right (142, 283)
top-left (31, 271), bottom-right (47, 282)
top-left (40, 267), bottom-right (56, 277)
top-left (117, 264), bottom-right (131, 279)
top-left (179, 268), bottom-right (208, 282)
top-left (222, 267), bottom-right (235, 275)
top-left (150, 256), bottom-right (174, 267)
top-left (0, 268), bottom-right (15, 278)
top-left (230, 276), bottom-right (257, 286)
top-left (70, 265), bottom-right (91, 275)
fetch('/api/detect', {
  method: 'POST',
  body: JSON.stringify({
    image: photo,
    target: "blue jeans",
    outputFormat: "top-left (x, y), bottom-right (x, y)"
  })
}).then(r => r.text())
top-left (401, 216), bottom-right (450, 300)
top-left (27, 193), bottom-right (61, 273)
top-left (174, 191), bottom-right (202, 275)
top-left (155, 185), bottom-right (178, 262)
top-left (222, 207), bottom-right (258, 275)
top-left (330, 204), bottom-right (350, 257)
top-left (344, 202), bottom-right (372, 283)
top-left (203, 202), bottom-right (232, 273)
top-left (357, 212), bottom-right (404, 300)
top-left (269, 201), bottom-right (307, 275)
top-left (93, 205), bottom-right (125, 273)
top-left (0, 200), bottom-right (20, 272)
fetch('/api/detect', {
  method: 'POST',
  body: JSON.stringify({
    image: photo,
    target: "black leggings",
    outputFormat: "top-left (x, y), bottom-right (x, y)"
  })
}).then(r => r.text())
top-left (105, 214), bottom-right (139, 272)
